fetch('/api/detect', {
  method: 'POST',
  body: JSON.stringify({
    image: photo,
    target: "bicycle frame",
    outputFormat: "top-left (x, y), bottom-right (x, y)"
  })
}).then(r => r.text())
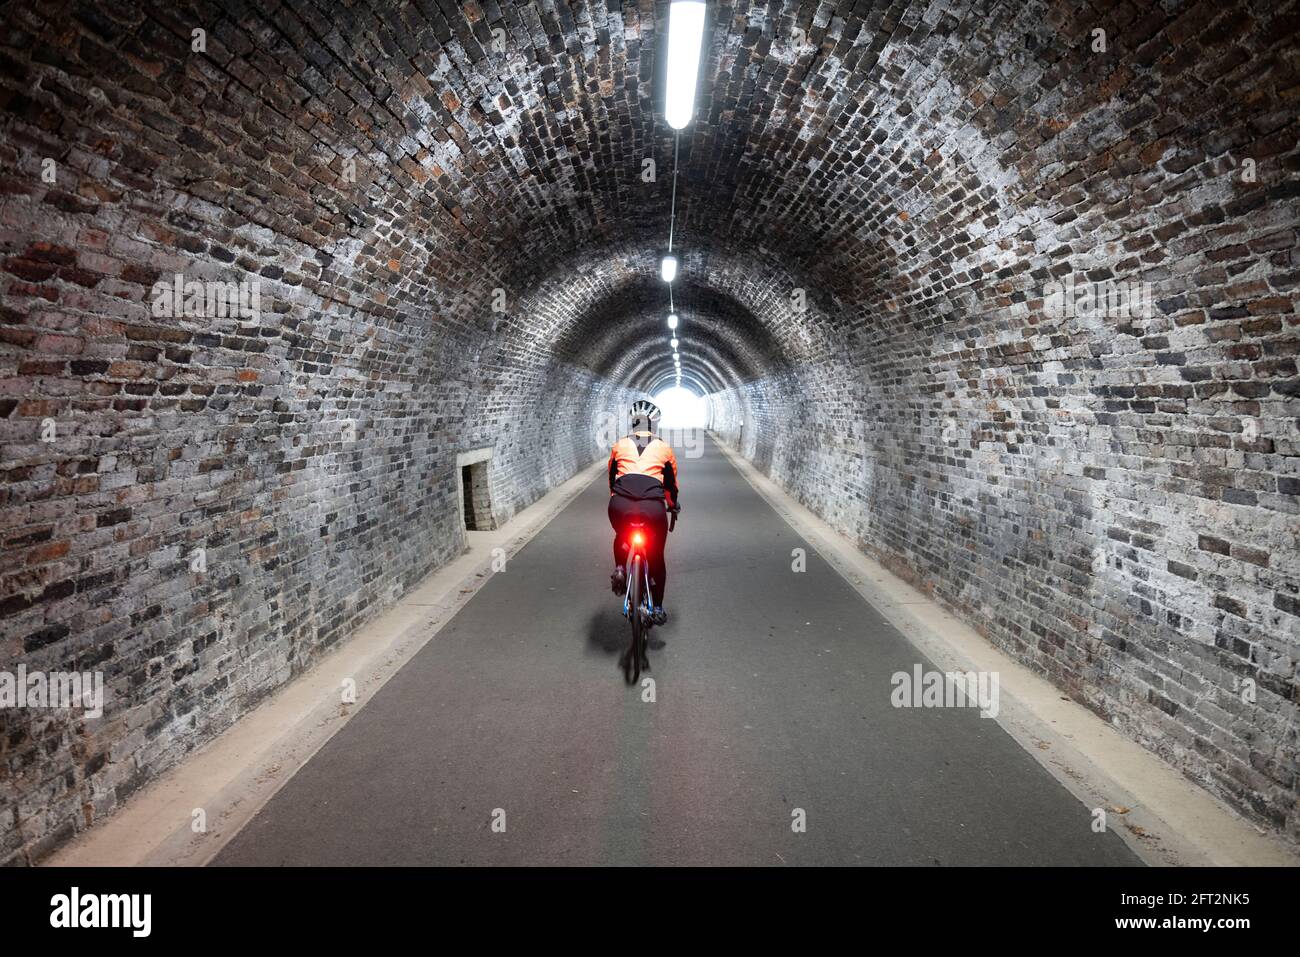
top-left (622, 523), bottom-right (654, 622)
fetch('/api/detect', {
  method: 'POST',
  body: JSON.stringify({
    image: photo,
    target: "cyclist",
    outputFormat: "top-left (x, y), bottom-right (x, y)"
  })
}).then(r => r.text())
top-left (608, 400), bottom-right (679, 624)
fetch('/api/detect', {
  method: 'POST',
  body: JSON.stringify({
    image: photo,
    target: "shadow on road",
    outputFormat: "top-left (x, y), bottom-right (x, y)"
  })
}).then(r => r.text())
top-left (585, 608), bottom-right (668, 661)
top-left (586, 607), bottom-right (627, 656)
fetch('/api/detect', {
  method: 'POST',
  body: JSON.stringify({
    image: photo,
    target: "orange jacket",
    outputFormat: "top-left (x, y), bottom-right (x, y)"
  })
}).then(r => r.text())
top-left (608, 432), bottom-right (679, 508)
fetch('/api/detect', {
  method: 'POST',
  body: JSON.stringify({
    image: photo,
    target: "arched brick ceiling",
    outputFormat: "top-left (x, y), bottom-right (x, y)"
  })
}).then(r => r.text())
top-left (59, 0), bottom-right (987, 397)
top-left (550, 262), bottom-right (787, 390)
top-left (6, 0), bottom-right (1295, 434)
top-left (49, 0), bottom-right (1295, 402)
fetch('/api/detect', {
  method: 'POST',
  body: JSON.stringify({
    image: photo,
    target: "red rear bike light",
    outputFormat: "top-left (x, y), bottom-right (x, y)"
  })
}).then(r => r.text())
top-left (631, 531), bottom-right (644, 547)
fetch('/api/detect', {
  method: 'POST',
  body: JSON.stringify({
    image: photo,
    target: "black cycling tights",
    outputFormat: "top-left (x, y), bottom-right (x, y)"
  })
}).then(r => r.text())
top-left (608, 495), bottom-right (668, 606)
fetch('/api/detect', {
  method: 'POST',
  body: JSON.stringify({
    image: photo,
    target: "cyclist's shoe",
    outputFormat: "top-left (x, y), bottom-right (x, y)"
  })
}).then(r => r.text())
top-left (611, 567), bottom-right (626, 595)
top-left (651, 605), bottom-right (668, 626)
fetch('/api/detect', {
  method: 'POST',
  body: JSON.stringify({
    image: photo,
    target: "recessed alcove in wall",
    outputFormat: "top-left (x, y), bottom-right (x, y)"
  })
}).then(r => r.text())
top-left (456, 448), bottom-right (495, 532)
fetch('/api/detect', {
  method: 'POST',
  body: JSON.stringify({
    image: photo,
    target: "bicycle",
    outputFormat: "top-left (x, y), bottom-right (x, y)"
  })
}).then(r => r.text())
top-left (620, 507), bottom-right (677, 684)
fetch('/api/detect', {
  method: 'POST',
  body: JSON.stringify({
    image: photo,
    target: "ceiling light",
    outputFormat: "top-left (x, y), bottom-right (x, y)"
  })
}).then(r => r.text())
top-left (661, 254), bottom-right (677, 283)
top-left (671, 337), bottom-right (679, 348)
top-left (665, 1), bottom-right (707, 130)
top-left (667, 313), bottom-right (678, 330)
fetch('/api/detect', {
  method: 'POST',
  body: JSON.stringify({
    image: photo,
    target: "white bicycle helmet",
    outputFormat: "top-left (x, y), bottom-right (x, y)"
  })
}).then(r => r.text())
top-left (629, 399), bottom-right (661, 434)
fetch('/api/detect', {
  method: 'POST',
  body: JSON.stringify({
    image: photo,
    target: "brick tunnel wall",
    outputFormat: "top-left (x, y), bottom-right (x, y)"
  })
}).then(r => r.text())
top-left (709, 273), bottom-right (1299, 841)
top-left (702, 9), bottom-right (1300, 841)
top-left (0, 5), bottom-right (640, 863)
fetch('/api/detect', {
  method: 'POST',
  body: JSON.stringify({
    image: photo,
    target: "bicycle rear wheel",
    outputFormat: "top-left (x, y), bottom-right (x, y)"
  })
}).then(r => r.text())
top-left (625, 555), bottom-right (644, 684)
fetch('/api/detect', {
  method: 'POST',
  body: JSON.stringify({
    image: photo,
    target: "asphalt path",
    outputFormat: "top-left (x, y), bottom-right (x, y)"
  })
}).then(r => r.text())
top-left (213, 436), bottom-right (1140, 866)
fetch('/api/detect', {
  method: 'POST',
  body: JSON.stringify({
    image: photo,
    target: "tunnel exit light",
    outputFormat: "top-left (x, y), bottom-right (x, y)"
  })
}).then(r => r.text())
top-left (665, 1), bottom-right (706, 130)
top-left (654, 385), bottom-right (707, 429)
top-left (661, 254), bottom-right (678, 283)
